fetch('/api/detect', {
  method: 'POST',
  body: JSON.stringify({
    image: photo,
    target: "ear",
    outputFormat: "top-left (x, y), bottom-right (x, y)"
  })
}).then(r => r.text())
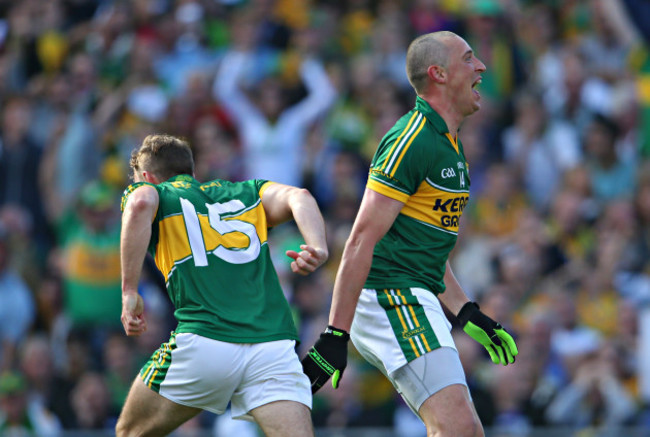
top-left (142, 171), bottom-right (161, 184)
top-left (428, 65), bottom-right (446, 84)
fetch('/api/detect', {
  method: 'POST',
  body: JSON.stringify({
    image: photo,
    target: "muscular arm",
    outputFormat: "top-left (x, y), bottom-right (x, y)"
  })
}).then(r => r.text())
top-left (261, 183), bottom-right (328, 275)
top-left (329, 188), bottom-right (404, 332)
top-left (120, 185), bottom-right (159, 336)
top-left (438, 261), bottom-right (471, 316)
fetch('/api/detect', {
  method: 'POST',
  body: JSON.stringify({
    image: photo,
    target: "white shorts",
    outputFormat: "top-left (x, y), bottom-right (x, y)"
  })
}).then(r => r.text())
top-left (351, 288), bottom-right (466, 413)
top-left (351, 288), bottom-right (456, 375)
top-left (139, 332), bottom-right (312, 421)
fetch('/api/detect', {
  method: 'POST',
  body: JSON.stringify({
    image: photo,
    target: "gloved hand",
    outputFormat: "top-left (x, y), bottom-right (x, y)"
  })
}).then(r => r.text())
top-left (457, 301), bottom-right (518, 365)
top-left (301, 326), bottom-right (349, 393)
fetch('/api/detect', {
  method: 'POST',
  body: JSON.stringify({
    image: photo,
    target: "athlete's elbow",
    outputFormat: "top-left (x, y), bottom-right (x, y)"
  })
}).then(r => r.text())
top-left (291, 187), bottom-right (314, 201)
top-left (288, 187), bottom-right (317, 209)
top-left (343, 232), bottom-right (374, 260)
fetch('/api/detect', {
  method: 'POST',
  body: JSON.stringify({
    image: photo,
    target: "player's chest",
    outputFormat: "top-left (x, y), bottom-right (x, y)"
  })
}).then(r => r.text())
top-left (427, 141), bottom-right (470, 192)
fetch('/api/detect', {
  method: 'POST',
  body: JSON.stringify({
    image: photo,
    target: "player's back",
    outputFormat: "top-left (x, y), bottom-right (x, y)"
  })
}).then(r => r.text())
top-left (135, 175), bottom-right (298, 344)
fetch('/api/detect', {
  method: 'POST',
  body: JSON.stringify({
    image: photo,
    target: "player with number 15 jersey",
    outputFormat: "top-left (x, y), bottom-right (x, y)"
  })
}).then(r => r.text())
top-left (121, 175), bottom-right (297, 344)
top-left (117, 134), bottom-right (327, 437)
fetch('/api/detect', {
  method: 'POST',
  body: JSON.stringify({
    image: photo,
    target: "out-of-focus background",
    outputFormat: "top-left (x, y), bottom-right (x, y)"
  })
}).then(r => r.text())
top-left (0, 0), bottom-right (649, 435)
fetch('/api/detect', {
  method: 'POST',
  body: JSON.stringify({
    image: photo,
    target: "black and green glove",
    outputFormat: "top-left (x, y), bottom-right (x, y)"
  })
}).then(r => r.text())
top-left (301, 326), bottom-right (349, 394)
top-left (457, 302), bottom-right (518, 365)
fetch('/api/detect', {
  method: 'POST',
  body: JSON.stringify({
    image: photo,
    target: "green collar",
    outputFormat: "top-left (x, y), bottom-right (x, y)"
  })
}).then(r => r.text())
top-left (167, 174), bottom-right (198, 184)
top-left (414, 96), bottom-right (450, 135)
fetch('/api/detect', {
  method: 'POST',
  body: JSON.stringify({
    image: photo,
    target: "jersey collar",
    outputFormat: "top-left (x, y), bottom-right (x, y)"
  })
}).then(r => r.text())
top-left (414, 96), bottom-right (450, 135)
top-left (415, 97), bottom-right (461, 154)
top-left (167, 174), bottom-right (198, 184)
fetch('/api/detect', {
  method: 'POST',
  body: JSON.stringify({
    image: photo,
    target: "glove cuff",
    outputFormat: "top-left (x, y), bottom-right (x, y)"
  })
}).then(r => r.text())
top-left (456, 302), bottom-right (480, 328)
top-left (324, 325), bottom-right (350, 341)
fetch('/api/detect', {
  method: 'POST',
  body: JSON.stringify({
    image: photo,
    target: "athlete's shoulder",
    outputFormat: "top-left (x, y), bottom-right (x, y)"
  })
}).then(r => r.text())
top-left (197, 178), bottom-right (270, 203)
top-left (200, 178), bottom-right (267, 190)
top-left (121, 182), bottom-right (157, 212)
top-left (382, 109), bottom-right (420, 139)
top-left (383, 108), bottom-right (438, 148)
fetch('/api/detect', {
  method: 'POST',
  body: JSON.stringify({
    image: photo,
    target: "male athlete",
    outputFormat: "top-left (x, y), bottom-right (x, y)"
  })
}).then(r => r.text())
top-left (116, 134), bottom-right (327, 436)
top-left (302, 31), bottom-right (518, 437)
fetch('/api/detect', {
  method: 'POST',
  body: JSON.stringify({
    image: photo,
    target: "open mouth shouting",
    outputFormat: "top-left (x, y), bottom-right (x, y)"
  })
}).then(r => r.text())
top-left (472, 77), bottom-right (482, 99)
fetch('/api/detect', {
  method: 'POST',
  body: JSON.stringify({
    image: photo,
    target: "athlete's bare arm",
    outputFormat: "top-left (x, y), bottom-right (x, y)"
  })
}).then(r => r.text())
top-left (328, 188), bottom-right (404, 332)
top-left (261, 182), bottom-right (328, 275)
top-left (120, 184), bottom-right (158, 336)
top-left (438, 261), bottom-right (471, 315)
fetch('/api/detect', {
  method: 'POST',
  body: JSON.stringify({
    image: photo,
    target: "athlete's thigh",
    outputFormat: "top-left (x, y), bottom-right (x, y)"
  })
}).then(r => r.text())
top-left (419, 383), bottom-right (482, 436)
top-left (249, 400), bottom-right (314, 437)
top-left (389, 346), bottom-right (468, 416)
top-left (117, 376), bottom-right (202, 437)
top-left (390, 348), bottom-right (481, 435)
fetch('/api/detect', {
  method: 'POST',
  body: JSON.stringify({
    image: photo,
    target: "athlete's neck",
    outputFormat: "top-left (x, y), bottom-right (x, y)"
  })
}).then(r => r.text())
top-left (419, 94), bottom-right (462, 138)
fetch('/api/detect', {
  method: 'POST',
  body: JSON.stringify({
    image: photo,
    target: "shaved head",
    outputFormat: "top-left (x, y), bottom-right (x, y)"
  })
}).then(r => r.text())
top-left (405, 31), bottom-right (458, 94)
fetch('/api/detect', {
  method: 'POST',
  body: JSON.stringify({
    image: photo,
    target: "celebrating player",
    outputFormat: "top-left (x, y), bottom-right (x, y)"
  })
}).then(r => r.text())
top-left (302, 31), bottom-right (518, 437)
top-left (116, 134), bottom-right (327, 437)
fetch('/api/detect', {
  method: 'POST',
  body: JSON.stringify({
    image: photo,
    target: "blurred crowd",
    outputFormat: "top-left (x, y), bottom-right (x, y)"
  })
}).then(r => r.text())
top-left (0, 0), bottom-right (649, 435)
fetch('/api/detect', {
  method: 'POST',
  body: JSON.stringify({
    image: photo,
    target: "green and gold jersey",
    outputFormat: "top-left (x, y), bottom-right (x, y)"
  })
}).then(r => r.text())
top-left (365, 97), bottom-right (470, 295)
top-left (121, 175), bottom-right (298, 343)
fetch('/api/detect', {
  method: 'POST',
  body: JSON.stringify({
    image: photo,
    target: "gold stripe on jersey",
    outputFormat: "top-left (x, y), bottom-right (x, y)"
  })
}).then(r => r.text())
top-left (155, 203), bottom-right (269, 280)
top-left (445, 133), bottom-right (460, 155)
top-left (390, 116), bottom-right (426, 177)
top-left (381, 112), bottom-right (419, 171)
top-left (381, 112), bottom-right (426, 176)
top-left (367, 177), bottom-right (410, 203)
top-left (400, 179), bottom-right (469, 235)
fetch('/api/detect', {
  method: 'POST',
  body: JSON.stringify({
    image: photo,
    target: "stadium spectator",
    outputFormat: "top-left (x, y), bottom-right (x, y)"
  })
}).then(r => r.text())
top-left (545, 342), bottom-right (638, 429)
top-left (213, 9), bottom-right (337, 187)
top-left (462, 0), bottom-right (525, 111)
top-left (0, 96), bottom-right (49, 253)
top-left (0, 223), bottom-right (35, 372)
top-left (583, 113), bottom-right (637, 204)
top-left (0, 370), bottom-right (61, 436)
top-left (70, 371), bottom-right (115, 431)
top-left (501, 87), bottom-right (581, 211)
top-left (100, 332), bottom-right (137, 418)
top-left (44, 179), bottom-right (123, 353)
